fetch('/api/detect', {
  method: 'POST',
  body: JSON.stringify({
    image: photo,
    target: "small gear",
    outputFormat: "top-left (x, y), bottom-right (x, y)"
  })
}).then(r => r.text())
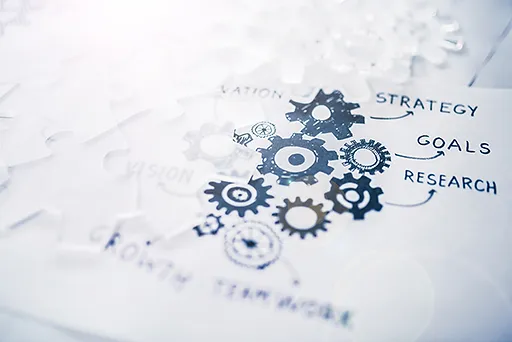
top-left (257, 133), bottom-right (338, 185)
top-left (286, 89), bottom-right (365, 140)
top-left (224, 221), bottom-right (281, 270)
top-left (251, 121), bottom-right (276, 138)
top-left (204, 177), bottom-right (274, 217)
top-left (183, 122), bottom-right (242, 169)
top-left (273, 197), bottom-right (330, 239)
top-left (340, 139), bottom-right (391, 175)
top-left (193, 213), bottom-right (224, 237)
top-left (325, 173), bottom-right (383, 220)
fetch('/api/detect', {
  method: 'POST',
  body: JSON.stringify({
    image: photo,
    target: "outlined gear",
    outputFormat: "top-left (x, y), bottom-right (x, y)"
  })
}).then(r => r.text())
top-left (193, 213), bottom-right (224, 237)
top-left (286, 89), bottom-right (365, 140)
top-left (224, 221), bottom-right (281, 270)
top-left (204, 177), bottom-right (274, 217)
top-left (325, 173), bottom-right (383, 220)
top-left (340, 139), bottom-right (391, 175)
top-left (273, 197), bottom-right (330, 239)
top-left (251, 121), bottom-right (276, 138)
top-left (183, 122), bottom-right (243, 169)
top-left (256, 133), bottom-right (338, 185)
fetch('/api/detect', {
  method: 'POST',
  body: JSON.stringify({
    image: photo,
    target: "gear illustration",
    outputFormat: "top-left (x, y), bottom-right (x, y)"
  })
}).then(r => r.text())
top-left (224, 221), bottom-right (281, 270)
top-left (204, 177), bottom-right (274, 217)
top-left (251, 121), bottom-right (276, 138)
top-left (256, 133), bottom-right (338, 185)
top-left (286, 89), bottom-right (365, 140)
top-left (325, 173), bottom-right (383, 220)
top-left (273, 197), bottom-right (330, 239)
top-left (183, 122), bottom-right (242, 169)
top-left (340, 139), bottom-right (391, 175)
top-left (193, 213), bottom-right (224, 237)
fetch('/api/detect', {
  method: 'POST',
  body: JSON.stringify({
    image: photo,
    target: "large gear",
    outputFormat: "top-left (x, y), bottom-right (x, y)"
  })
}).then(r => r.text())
top-left (183, 122), bottom-right (243, 169)
top-left (204, 177), bottom-right (274, 217)
top-left (256, 133), bottom-right (338, 185)
top-left (285, 89), bottom-right (365, 140)
top-left (325, 173), bottom-right (383, 220)
top-left (340, 139), bottom-right (391, 175)
top-left (273, 197), bottom-right (330, 239)
top-left (224, 221), bottom-right (281, 270)
top-left (193, 213), bottom-right (224, 237)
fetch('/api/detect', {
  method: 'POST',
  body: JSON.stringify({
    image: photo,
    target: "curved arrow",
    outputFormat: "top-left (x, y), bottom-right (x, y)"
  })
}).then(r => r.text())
top-left (386, 189), bottom-right (437, 207)
top-left (370, 110), bottom-right (414, 121)
top-left (395, 150), bottom-right (445, 160)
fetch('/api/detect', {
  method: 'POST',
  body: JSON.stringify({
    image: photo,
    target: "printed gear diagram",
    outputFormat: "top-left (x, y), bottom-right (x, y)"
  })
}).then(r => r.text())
top-left (273, 197), bottom-right (330, 239)
top-left (224, 221), bottom-right (282, 270)
top-left (195, 88), bottom-right (394, 274)
top-left (193, 213), bottom-right (224, 236)
top-left (340, 139), bottom-right (391, 175)
top-left (256, 133), bottom-right (338, 185)
top-left (285, 89), bottom-right (365, 140)
top-left (204, 177), bottom-right (274, 217)
top-left (324, 172), bottom-right (383, 220)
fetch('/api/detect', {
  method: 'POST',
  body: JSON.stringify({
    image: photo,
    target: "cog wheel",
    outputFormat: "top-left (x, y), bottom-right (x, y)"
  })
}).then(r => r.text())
top-left (256, 133), bottom-right (338, 185)
top-left (273, 197), bottom-right (330, 239)
top-left (286, 89), bottom-right (365, 140)
top-left (193, 213), bottom-right (224, 237)
top-left (204, 177), bottom-right (274, 217)
top-left (183, 122), bottom-right (241, 169)
top-left (251, 121), bottom-right (276, 138)
top-left (340, 139), bottom-right (391, 175)
top-left (325, 173), bottom-right (383, 220)
top-left (224, 221), bottom-right (281, 270)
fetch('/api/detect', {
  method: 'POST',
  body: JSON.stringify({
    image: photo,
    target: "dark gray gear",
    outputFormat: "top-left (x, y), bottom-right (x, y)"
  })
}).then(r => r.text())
top-left (340, 139), bottom-right (391, 175)
top-left (324, 173), bottom-right (383, 220)
top-left (256, 133), bottom-right (338, 185)
top-left (204, 177), bottom-right (273, 217)
top-left (273, 197), bottom-right (330, 239)
top-left (286, 89), bottom-right (365, 140)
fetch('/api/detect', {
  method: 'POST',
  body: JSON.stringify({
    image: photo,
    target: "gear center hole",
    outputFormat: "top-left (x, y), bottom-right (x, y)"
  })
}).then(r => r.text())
top-left (285, 207), bottom-right (317, 230)
top-left (342, 189), bottom-right (360, 203)
top-left (312, 105), bottom-right (332, 121)
top-left (200, 134), bottom-right (236, 158)
top-left (288, 153), bottom-right (305, 166)
top-left (354, 148), bottom-right (378, 166)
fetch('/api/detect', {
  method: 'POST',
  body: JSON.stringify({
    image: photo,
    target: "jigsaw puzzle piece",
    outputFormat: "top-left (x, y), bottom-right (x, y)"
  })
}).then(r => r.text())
top-left (0, 125), bottom-right (139, 250)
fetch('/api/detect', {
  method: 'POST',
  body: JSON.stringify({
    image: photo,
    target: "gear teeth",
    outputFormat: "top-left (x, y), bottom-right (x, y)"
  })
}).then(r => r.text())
top-left (324, 173), bottom-right (384, 220)
top-left (274, 197), bottom-right (330, 239)
top-left (310, 138), bottom-right (325, 145)
top-left (339, 138), bottom-right (392, 175)
top-left (204, 178), bottom-right (273, 217)
top-left (343, 173), bottom-right (355, 181)
top-left (255, 133), bottom-right (337, 185)
top-left (327, 151), bottom-right (339, 160)
top-left (285, 89), bottom-right (364, 140)
top-left (359, 175), bottom-right (371, 185)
